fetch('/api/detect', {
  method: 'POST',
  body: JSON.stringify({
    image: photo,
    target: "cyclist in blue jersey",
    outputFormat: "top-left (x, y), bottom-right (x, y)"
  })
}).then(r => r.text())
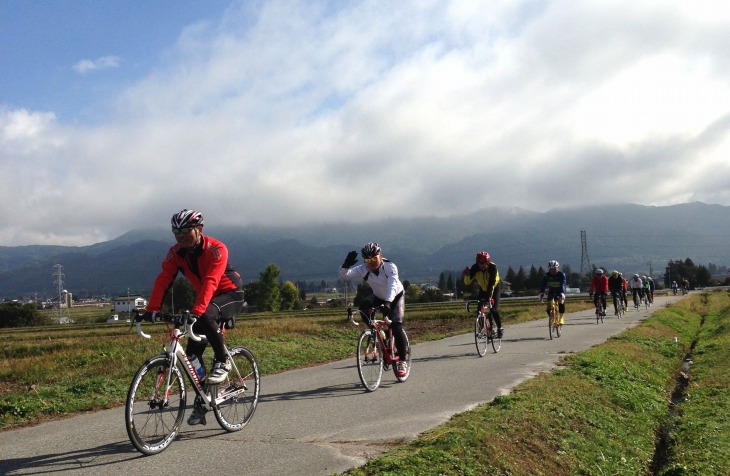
top-left (539, 260), bottom-right (567, 325)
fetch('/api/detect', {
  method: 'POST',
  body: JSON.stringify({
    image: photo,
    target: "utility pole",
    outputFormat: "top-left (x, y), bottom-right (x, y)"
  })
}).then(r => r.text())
top-left (579, 230), bottom-right (592, 289)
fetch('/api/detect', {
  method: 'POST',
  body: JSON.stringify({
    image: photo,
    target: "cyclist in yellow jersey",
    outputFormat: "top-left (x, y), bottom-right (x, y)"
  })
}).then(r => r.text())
top-left (463, 251), bottom-right (504, 338)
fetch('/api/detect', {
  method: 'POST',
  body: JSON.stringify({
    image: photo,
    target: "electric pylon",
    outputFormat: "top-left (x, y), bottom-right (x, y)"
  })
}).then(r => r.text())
top-left (579, 230), bottom-right (592, 287)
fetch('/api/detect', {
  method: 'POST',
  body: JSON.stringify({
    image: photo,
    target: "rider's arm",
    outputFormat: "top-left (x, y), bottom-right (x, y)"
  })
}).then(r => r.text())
top-left (339, 263), bottom-right (369, 281)
top-left (485, 263), bottom-right (498, 298)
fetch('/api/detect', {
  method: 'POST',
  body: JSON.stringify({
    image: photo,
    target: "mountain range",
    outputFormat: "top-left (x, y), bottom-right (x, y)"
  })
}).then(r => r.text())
top-left (1, 202), bottom-right (728, 300)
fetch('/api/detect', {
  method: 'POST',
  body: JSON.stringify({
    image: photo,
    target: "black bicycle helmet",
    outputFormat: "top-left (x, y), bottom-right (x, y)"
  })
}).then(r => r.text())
top-left (361, 242), bottom-right (381, 259)
top-left (171, 209), bottom-right (204, 229)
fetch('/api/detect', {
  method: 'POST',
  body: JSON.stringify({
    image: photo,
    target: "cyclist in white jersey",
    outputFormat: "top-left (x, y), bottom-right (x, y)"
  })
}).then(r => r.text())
top-left (339, 242), bottom-right (408, 377)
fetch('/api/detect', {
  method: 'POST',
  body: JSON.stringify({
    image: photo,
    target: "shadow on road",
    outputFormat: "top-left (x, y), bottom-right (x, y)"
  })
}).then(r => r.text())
top-left (260, 382), bottom-right (364, 403)
top-left (0, 440), bottom-right (140, 475)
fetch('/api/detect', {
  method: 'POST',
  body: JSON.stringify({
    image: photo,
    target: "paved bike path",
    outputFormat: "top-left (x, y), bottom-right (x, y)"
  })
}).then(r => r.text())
top-left (0, 295), bottom-right (684, 475)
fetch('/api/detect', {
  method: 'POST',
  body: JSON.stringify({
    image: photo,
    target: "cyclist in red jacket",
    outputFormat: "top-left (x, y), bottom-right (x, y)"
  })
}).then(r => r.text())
top-left (142, 209), bottom-right (244, 425)
top-left (589, 268), bottom-right (609, 316)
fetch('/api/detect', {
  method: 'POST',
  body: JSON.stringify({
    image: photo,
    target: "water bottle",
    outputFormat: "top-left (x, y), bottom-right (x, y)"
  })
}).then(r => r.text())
top-left (189, 355), bottom-right (205, 381)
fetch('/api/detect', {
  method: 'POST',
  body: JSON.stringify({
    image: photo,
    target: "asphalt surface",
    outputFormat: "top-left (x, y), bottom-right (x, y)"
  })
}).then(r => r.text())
top-left (0, 294), bottom-right (684, 475)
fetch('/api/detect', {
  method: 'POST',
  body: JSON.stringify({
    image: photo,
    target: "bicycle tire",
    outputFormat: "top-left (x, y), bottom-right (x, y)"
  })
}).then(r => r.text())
top-left (548, 303), bottom-right (560, 339)
top-left (125, 354), bottom-right (186, 456)
top-left (357, 329), bottom-right (383, 391)
top-left (474, 312), bottom-right (488, 357)
top-left (212, 346), bottom-right (260, 432)
top-left (393, 329), bottom-right (411, 382)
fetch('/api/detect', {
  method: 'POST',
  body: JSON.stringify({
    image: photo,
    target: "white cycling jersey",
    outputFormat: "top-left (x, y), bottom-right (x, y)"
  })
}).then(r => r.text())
top-left (339, 259), bottom-right (404, 303)
top-left (628, 278), bottom-right (643, 290)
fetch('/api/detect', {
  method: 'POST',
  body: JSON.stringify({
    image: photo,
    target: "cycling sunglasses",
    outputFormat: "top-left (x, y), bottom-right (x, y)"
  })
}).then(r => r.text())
top-left (171, 227), bottom-right (195, 234)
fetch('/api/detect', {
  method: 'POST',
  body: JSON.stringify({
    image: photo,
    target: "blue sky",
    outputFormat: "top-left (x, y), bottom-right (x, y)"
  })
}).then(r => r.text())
top-left (2, 0), bottom-right (730, 246)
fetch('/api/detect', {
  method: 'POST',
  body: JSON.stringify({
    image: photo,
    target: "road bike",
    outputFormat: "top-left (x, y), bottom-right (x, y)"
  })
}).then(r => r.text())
top-left (593, 292), bottom-right (607, 324)
top-left (466, 299), bottom-right (501, 355)
top-left (125, 311), bottom-right (260, 455)
top-left (595, 300), bottom-right (604, 324)
top-left (541, 295), bottom-right (562, 339)
top-left (643, 291), bottom-right (651, 310)
top-left (349, 306), bottom-right (411, 392)
top-left (611, 291), bottom-right (624, 318)
top-left (632, 289), bottom-right (642, 311)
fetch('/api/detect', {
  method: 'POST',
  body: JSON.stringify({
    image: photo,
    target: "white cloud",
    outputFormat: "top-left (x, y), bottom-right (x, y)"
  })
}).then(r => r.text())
top-left (2, 0), bottom-right (730, 246)
top-left (72, 55), bottom-right (120, 74)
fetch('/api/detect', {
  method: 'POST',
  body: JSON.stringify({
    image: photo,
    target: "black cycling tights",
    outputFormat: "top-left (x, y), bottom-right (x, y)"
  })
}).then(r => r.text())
top-left (390, 321), bottom-right (407, 361)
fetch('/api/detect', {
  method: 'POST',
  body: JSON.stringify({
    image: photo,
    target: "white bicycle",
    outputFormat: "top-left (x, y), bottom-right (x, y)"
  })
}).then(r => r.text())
top-left (125, 311), bottom-right (260, 455)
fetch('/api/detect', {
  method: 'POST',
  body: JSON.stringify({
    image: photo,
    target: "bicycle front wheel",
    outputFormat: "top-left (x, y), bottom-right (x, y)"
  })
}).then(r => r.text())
top-left (212, 346), bottom-right (260, 432)
top-left (125, 354), bottom-right (186, 456)
top-left (357, 330), bottom-right (383, 391)
top-left (548, 306), bottom-right (556, 340)
top-left (474, 313), bottom-right (488, 357)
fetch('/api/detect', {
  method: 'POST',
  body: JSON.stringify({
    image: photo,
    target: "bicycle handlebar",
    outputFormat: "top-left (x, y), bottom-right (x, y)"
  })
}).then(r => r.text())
top-left (347, 306), bottom-right (392, 326)
top-left (128, 310), bottom-right (202, 341)
top-left (466, 299), bottom-right (491, 313)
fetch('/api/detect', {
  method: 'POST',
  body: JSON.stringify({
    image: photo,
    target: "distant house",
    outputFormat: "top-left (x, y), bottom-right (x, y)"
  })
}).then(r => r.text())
top-left (112, 296), bottom-right (147, 314)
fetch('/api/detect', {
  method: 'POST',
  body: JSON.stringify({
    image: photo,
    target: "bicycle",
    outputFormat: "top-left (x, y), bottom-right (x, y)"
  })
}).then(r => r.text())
top-left (466, 300), bottom-right (501, 355)
top-left (125, 311), bottom-right (260, 455)
top-left (348, 306), bottom-right (411, 392)
top-left (611, 291), bottom-right (624, 318)
top-left (595, 299), bottom-right (604, 324)
top-left (541, 295), bottom-right (562, 339)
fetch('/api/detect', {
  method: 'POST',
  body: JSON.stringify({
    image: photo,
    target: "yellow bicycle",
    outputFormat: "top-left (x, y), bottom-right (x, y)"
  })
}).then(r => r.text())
top-left (543, 295), bottom-right (562, 339)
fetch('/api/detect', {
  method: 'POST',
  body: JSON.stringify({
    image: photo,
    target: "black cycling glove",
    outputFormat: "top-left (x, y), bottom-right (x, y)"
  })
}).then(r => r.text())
top-left (342, 250), bottom-right (358, 268)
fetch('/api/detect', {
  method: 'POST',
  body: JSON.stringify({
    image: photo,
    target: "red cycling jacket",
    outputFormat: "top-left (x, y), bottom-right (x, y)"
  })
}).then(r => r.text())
top-left (146, 235), bottom-right (243, 316)
top-left (589, 275), bottom-right (609, 293)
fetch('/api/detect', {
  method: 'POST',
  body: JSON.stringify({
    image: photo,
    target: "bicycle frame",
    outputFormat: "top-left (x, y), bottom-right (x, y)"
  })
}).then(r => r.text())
top-left (134, 314), bottom-right (248, 416)
top-left (349, 307), bottom-right (399, 365)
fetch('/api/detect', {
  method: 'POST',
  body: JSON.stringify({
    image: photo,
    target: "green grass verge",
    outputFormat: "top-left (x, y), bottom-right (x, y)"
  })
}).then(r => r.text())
top-left (342, 291), bottom-right (730, 475)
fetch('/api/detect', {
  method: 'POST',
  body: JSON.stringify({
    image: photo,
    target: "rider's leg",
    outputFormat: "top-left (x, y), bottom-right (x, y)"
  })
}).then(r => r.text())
top-left (490, 289), bottom-right (504, 337)
top-left (389, 297), bottom-right (406, 361)
top-left (558, 298), bottom-right (565, 325)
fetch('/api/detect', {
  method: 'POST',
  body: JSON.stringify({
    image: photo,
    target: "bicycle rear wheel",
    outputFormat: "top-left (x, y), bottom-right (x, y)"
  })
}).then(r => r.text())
top-left (125, 355), bottom-right (186, 456)
top-left (474, 313), bottom-right (488, 357)
top-left (357, 329), bottom-right (383, 391)
top-left (393, 329), bottom-right (411, 382)
top-left (212, 346), bottom-right (260, 432)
